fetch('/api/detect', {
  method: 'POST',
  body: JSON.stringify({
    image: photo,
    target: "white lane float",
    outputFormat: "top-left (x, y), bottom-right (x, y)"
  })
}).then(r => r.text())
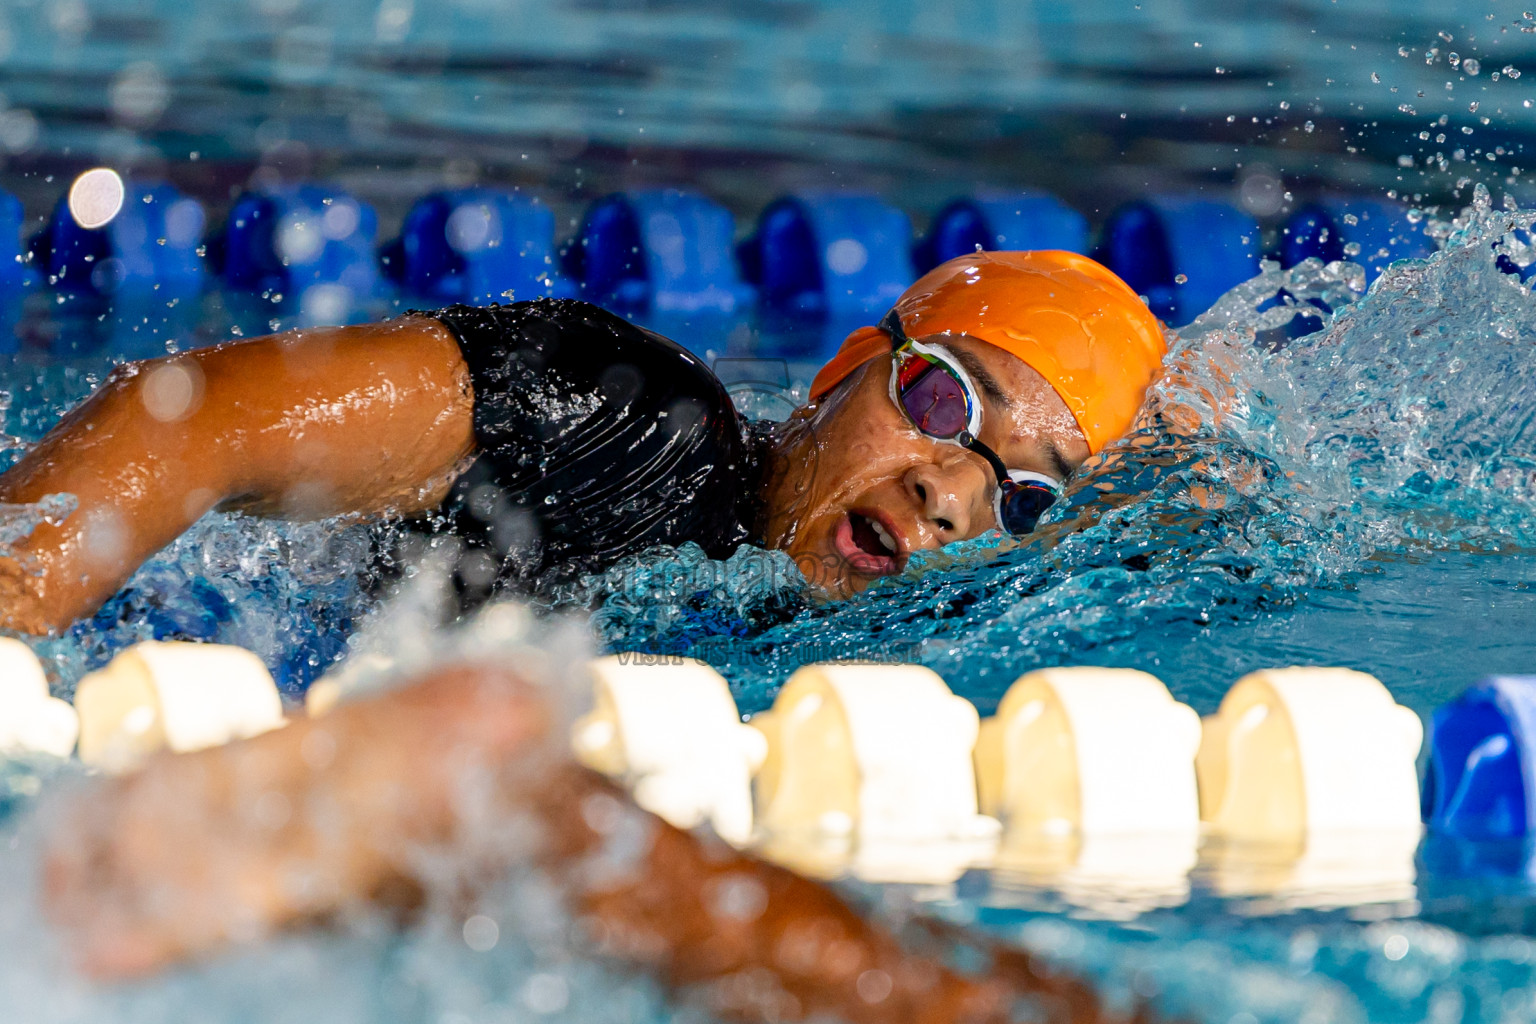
top-left (74, 641), bottom-right (286, 772)
top-left (0, 637), bottom-right (78, 759)
top-left (975, 667), bottom-right (1202, 838)
top-left (1195, 666), bottom-right (1424, 842)
top-left (976, 667), bottom-right (1201, 909)
top-left (571, 656), bottom-right (765, 845)
top-left (750, 663), bottom-right (998, 843)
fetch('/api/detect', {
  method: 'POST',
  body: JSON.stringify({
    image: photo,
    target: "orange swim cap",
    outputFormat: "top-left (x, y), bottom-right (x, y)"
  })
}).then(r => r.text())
top-left (808, 250), bottom-right (1168, 454)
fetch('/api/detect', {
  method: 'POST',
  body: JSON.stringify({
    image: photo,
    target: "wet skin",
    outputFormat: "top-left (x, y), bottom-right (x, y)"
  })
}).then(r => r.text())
top-left (0, 318), bottom-right (476, 634)
top-left (760, 335), bottom-right (1092, 599)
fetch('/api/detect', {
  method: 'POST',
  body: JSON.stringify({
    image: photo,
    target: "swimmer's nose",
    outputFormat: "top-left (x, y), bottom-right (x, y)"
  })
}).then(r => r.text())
top-left (902, 459), bottom-right (991, 543)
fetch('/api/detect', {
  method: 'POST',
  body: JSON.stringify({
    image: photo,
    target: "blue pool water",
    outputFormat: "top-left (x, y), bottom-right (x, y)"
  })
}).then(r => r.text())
top-left (2, 0), bottom-right (1535, 213)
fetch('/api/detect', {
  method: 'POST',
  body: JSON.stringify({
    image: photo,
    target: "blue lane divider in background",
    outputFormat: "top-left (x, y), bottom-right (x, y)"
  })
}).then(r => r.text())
top-left (385, 188), bottom-right (574, 306)
top-left (740, 194), bottom-right (914, 320)
top-left (1, 179), bottom-right (1456, 346)
top-left (1096, 197), bottom-right (1262, 327)
top-left (31, 181), bottom-right (205, 297)
top-left (1280, 197), bottom-right (1434, 283)
top-left (569, 189), bottom-right (753, 315)
top-left (0, 190), bottom-right (32, 353)
top-left (0, 190), bottom-right (37, 293)
top-left (223, 185), bottom-right (382, 323)
top-left (1422, 676), bottom-right (1536, 840)
top-left (914, 192), bottom-right (1090, 273)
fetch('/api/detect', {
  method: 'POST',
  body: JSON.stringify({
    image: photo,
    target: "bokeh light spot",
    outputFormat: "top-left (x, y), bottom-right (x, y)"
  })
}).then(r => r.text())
top-left (68, 168), bottom-right (126, 230)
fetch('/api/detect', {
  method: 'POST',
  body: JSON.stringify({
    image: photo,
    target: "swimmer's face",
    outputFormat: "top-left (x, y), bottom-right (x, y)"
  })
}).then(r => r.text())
top-left (762, 336), bottom-right (1092, 598)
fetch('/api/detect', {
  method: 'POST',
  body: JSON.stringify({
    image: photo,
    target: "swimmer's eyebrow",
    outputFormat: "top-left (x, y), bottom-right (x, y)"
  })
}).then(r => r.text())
top-left (951, 349), bottom-right (1013, 413)
top-left (951, 347), bottom-right (1077, 480)
top-left (1044, 441), bottom-right (1075, 481)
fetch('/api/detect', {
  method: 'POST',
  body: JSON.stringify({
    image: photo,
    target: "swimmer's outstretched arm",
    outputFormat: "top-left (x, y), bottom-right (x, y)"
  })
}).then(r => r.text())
top-left (44, 662), bottom-right (1108, 1024)
top-left (0, 318), bottom-right (475, 634)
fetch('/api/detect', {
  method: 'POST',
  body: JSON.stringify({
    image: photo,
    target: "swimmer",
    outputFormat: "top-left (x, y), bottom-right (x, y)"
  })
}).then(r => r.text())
top-left (44, 656), bottom-right (1114, 1023)
top-left (0, 250), bottom-right (1166, 634)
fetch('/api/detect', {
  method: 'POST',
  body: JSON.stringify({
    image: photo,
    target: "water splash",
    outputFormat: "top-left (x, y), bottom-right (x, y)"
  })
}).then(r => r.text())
top-left (0, 605), bottom-right (690, 1024)
top-left (584, 198), bottom-right (1536, 716)
top-left (11, 511), bottom-right (381, 702)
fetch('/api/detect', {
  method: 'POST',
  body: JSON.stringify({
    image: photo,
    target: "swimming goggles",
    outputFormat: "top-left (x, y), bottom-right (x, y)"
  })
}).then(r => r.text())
top-left (881, 308), bottom-right (1063, 536)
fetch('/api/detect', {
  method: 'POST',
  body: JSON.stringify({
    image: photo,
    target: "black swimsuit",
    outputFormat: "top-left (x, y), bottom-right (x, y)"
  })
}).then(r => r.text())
top-left (403, 299), bottom-right (771, 608)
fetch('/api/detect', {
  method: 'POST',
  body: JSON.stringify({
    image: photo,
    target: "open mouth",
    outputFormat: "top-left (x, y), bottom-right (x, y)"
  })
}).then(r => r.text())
top-left (833, 510), bottom-right (902, 576)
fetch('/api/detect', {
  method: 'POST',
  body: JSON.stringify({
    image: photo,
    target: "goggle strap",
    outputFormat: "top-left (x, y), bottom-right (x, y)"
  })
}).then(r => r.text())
top-left (957, 431), bottom-right (1011, 489)
top-left (879, 307), bottom-right (910, 351)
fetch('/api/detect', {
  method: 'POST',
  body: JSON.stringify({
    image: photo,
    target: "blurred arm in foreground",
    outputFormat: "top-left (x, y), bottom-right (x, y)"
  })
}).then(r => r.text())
top-left (45, 660), bottom-right (1115, 1024)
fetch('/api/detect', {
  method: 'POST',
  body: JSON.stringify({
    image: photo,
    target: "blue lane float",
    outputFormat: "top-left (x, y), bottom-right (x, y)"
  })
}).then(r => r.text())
top-left (385, 188), bottom-right (574, 306)
top-left (1279, 197), bottom-right (1434, 283)
top-left (1095, 197), bottom-right (1262, 327)
top-left (0, 190), bottom-right (33, 351)
top-left (0, 189), bottom-right (36, 293)
top-left (222, 185), bottom-right (382, 323)
top-left (31, 181), bottom-right (205, 298)
top-left (914, 192), bottom-right (1089, 273)
top-left (740, 193), bottom-right (915, 320)
top-left (569, 189), bottom-right (752, 315)
top-left (1422, 676), bottom-right (1536, 840)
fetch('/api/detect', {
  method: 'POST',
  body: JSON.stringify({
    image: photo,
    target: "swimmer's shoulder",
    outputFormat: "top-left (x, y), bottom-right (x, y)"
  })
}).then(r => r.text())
top-left (412, 297), bottom-right (665, 346)
top-left (415, 298), bottom-right (729, 405)
top-left (407, 297), bottom-right (594, 352)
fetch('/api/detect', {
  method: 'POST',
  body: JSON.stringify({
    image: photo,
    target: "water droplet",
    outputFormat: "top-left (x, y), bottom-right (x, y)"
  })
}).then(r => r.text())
top-left (1465, 58), bottom-right (1482, 76)
top-left (1174, 274), bottom-right (1188, 284)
